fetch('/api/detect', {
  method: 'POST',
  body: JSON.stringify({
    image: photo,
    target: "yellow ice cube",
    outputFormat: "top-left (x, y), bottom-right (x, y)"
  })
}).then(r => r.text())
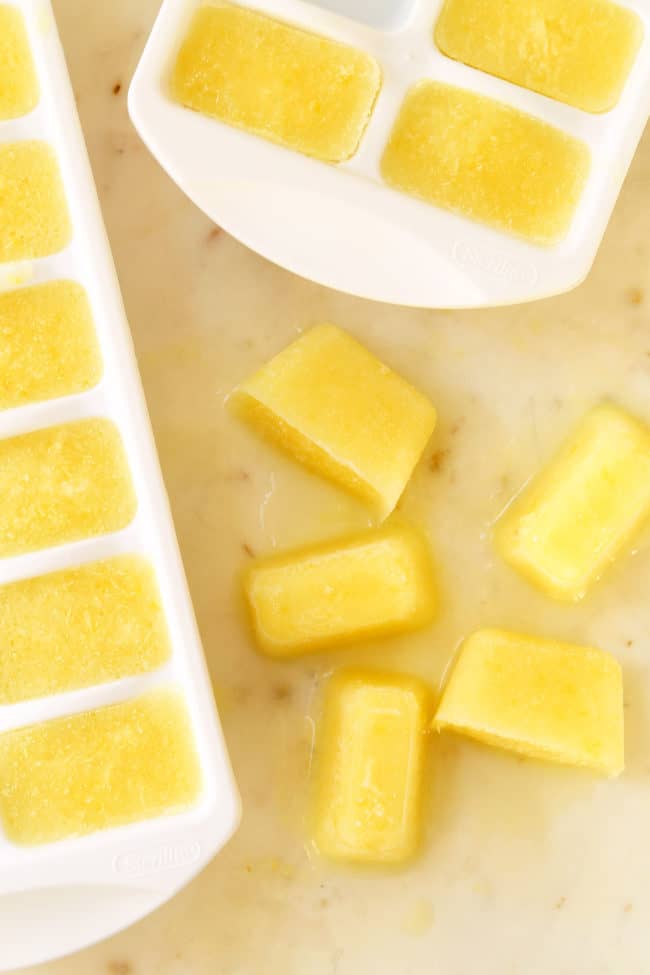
top-left (496, 403), bottom-right (650, 601)
top-left (244, 522), bottom-right (437, 656)
top-left (434, 629), bottom-right (624, 776)
top-left (0, 688), bottom-right (202, 844)
top-left (233, 325), bottom-right (437, 517)
top-left (0, 141), bottom-right (71, 262)
top-left (171, 2), bottom-right (381, 163)
top-left (0, 418), bottom-right (137, 558)
top-left (0, 556), bottom-right (170, 704)
top-left (435, 0), bottom-right (643, 114)
top-left (0, 5), bottom-right (39, 119)
top-left (381, 81), bottom-right (590, 245)
top-left (0, 281), bottom-right (102, 410)
top-left (313, 670), bottom-right (430, 864)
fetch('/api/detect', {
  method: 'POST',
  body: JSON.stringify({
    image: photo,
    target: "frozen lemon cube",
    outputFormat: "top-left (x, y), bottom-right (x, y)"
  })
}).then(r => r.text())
top-left (435, 0), bottom-right (643, 114)
top-left (0, 689), bottom-right (202, 844)
top-left (234, 325), bottom-right (437, 516)
top-left (171, 2), bottom-right (381, 163)
top-left (313, 670), bottom-right (430, 863)
top-left (244, 522), bottom-right (437, 656)
top-left (381, 82), bottom-right (590, 245)
top-left (0, 5), bottom-right (39, 119)
top-left (0, 281), bottom-right (102, 410)
top-left (0, 418), bottom-right (137, 558)
top-left (0, 556), bottom-right (170, 704)
top-left (496, 403), bottom-right (650, 601)
top-left (434, 629), bottom-right (624, 776)
top-left (0, 141), bottom-right (71, 262)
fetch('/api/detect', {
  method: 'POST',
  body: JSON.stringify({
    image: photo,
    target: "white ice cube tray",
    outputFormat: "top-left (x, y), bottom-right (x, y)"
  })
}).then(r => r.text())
top-left (128, 0), bottom-right (650, 308)
top-left (0, 2), bottom-right (239, 968)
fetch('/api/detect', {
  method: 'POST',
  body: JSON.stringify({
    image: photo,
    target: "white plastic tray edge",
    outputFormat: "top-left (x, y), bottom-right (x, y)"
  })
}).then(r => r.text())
top-left (0, 1), bottom-right (241, 968)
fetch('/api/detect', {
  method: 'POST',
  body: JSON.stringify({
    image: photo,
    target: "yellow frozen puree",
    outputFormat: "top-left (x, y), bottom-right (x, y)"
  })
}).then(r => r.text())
top-left (0, 5), bottom-right (39, 119)
top-left (313, 670), bottom-right (430, 864)
top-left (435, 629), bottom-right (624, 777)
top-left (0, 418), bottom-right (137, 557)
top-left (0, 556), bottom-right (170, 704)
top-left (171, 2), bottom-right (381, 163)
top-left (0, 689), bottom-right (202, 844)
top-left (0, 141), bottom-right (71, 262)
top-left (0, 281), bottom-right (102, 410)
top-left (381, 82), bottom-right (590, 245)
top-left (234, 324), bottom-right (437, 518)
top-left (435, 0), bottom-right (643, 113)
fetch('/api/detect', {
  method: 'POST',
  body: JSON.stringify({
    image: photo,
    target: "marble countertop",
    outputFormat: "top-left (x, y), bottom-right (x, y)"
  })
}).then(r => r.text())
top-left (26, 2), bottom-right (650, 973)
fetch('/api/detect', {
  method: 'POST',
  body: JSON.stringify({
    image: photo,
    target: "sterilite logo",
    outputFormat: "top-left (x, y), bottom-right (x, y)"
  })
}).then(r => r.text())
top-left (113, 842), bottom-right (201, 877)
top-left (451, 240), bottom-right (538, 287)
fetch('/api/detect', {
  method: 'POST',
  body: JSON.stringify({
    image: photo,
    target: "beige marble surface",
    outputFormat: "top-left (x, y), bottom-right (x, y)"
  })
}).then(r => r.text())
top-left (27, 2), bottom-right (650, 972)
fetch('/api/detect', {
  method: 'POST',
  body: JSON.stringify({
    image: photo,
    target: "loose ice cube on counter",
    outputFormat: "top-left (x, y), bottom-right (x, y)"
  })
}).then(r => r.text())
top-left (244, 522), bottom-right (437, 656)
top-left (313, 670), bottom-right (430, 864)
top-left (234, 325), bottom-right (437, 518)
top-left (434, 628), bottom-right (624, 776)
top-left (496, 403), bottom-right (650, 601)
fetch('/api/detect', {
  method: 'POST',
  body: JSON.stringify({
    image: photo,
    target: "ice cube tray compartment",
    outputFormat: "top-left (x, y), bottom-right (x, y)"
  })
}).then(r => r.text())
top-left (129, 0), bottom-right (650, 307)
top-left (0, 3), bottom-right (239, 963)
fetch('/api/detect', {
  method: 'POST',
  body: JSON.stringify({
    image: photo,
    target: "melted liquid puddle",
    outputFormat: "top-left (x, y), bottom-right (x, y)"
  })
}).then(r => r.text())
top-left (140, 284), bottom-right (650, 974)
